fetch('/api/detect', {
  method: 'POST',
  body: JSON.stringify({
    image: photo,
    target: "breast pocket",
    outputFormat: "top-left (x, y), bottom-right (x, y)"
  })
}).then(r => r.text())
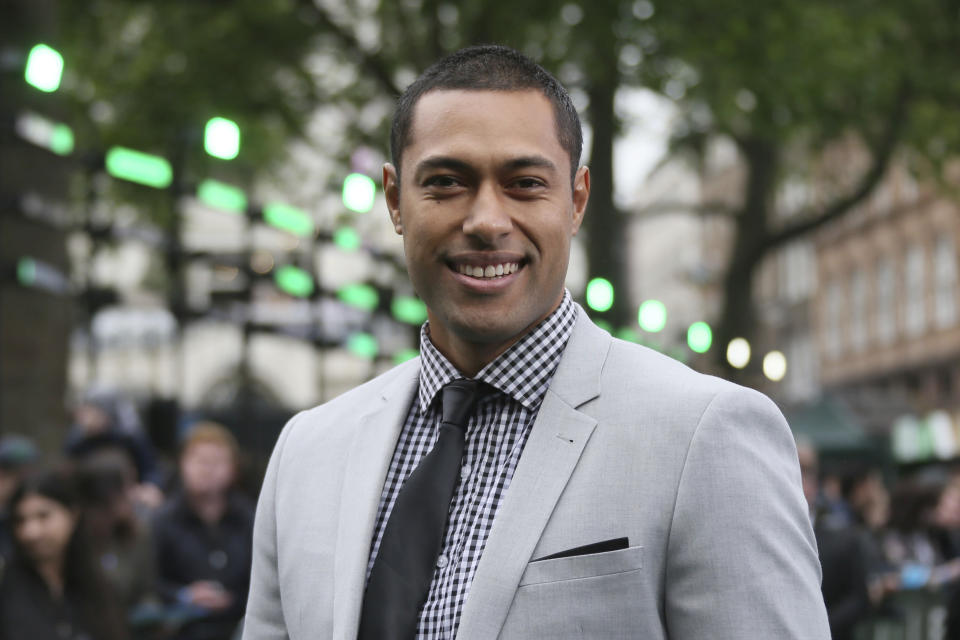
top-left (519, 544), bottom-right (643, 585)
top-left (500, 546), bottom-right (656, 640)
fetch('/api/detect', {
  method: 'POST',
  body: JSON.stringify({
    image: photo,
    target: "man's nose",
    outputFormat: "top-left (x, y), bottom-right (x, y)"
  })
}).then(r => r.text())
top-left (462, 182), bottom-right (512, 242)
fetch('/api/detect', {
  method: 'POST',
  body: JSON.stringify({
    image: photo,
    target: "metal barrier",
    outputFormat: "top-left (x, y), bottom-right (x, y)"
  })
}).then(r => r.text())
top-left (856, 590), bottom-right (949, 640)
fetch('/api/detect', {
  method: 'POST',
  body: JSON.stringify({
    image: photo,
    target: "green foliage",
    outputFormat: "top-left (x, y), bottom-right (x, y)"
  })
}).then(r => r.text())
top-left (56, 0), bottom-right (320, 196)
top-left (48, 0), bottom-right (960, 364)
top-left (644, 0), bottom-right (959, 173)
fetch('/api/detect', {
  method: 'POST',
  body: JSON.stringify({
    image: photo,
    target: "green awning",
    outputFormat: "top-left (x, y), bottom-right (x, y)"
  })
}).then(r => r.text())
top-left (785, 396), bottom-right (872, 453)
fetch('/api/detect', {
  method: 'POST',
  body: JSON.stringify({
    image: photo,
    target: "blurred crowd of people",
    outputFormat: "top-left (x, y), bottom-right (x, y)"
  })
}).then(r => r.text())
top-left (0, 390), bottom-right (254, 640)
top-left (799, 439), bottom-right (960, 639)
top-left (8, 387), bottom-right (960, 640)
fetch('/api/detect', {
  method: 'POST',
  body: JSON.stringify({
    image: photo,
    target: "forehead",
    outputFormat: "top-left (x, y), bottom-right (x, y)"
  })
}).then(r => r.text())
top-left (17, 493), bottom-right (65, 514)
top-left (185, 440), bottom-right (231, 456)
top-left (404, 89), bottom-right (567, 170)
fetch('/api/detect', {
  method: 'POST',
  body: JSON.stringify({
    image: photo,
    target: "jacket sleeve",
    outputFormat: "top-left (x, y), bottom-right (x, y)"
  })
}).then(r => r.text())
top-left (664, 387), bottom-right (830, 639)
top-left (242, 413), bottom-right (300, 640)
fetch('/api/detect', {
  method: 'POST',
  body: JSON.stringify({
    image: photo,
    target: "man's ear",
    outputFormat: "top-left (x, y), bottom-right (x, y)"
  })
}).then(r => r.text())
top-left (571, 165), bottom-right (590, 235)
top-left (383, 163), bottom-right (402, 235)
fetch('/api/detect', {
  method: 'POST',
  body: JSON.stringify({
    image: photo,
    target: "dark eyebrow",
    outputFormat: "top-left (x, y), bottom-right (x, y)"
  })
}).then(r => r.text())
top-left (502, 155), bottom-right (557, 173)
top-left (413, 156), bottom-right (476, 182)
top-left (412, 154), bottom-right (559, 183)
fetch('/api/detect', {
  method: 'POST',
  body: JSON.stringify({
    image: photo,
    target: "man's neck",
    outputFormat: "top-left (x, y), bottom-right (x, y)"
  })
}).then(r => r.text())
top-left (433, 335), bottom-right (519, 378)
top-left (427, 296), bottom-right (564, 377)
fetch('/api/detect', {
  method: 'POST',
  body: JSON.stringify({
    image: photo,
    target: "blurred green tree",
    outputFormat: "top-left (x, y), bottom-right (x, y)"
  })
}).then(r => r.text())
top-left (637, 0), bottom-right (959, 373)
top-left (50, 0), bottom-right (960, 379)
top-left (56, 0), bottom-right (321, 212)
top-left (294, 0), bottom-right (960, 369)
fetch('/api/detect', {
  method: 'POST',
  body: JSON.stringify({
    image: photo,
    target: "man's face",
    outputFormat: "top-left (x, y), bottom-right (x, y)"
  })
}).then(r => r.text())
top-left (181, 442), bottom-right (235, 498)
top-left (384, 90), bottom-right (589, 367)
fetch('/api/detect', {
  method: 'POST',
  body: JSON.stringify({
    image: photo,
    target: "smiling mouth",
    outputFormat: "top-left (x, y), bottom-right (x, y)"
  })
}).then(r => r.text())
top-left (453, 262), bottom-right (521, 279)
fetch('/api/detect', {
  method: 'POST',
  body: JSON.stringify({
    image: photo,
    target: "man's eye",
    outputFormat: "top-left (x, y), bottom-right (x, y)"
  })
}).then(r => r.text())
top-left (424, 175), bottom-right (461, 188)
top-left (511, 178), bottom-right (545, 189)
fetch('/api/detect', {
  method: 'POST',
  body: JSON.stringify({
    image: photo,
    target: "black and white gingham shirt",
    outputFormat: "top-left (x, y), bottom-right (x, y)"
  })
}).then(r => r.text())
top-left (366, 290), bottom-right (577, 639)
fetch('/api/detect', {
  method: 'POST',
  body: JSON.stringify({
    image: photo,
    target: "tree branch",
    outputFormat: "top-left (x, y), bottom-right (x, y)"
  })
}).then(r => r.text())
top-left (298, 0), bottom-right (404, 97)
top-left (633, 200), bottom-right (736, 219)
top-left (764, 78), bottom-right (912, 252)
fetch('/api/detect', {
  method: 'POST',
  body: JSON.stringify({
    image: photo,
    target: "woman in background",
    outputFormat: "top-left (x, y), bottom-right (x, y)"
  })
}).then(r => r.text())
top-left (0, 466), bottom-right (126, 640)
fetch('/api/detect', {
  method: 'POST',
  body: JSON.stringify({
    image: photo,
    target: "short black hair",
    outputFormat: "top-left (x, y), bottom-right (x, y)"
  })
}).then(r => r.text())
top-left (390, 45), bottom-right (583, 183)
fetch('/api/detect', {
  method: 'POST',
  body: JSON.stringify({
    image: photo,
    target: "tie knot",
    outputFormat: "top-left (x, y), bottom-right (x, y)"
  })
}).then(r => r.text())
top-left (440, 379), bottom-right (484, 430)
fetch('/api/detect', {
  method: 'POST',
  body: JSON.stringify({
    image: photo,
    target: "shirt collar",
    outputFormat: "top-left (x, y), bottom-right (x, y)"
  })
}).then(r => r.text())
top-left (417, 290), bottom-right (577, 413)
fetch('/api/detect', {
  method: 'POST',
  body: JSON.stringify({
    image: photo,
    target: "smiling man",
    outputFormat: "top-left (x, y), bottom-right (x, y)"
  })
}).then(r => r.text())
top-left (387, 87), bottom-right (588, 376)
top-left (244, 46), bottom-right (830, 640)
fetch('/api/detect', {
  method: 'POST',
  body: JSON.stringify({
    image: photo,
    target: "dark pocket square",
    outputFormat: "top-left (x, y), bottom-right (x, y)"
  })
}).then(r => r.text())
top-left (533, 537), bottom-right (629, 562)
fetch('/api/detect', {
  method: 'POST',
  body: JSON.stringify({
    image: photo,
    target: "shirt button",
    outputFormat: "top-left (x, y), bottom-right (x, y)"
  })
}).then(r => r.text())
top-left (460, 465), bottom-right (471, 480)
top-left (437, 554), bottom-right (449, 569)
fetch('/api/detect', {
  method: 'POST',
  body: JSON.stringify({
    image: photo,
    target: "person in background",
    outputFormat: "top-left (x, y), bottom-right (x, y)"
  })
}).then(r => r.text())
top-left (154, 422), bottom-right (253, 640)
top-left (77, 459), bottom-right (160, 634)
top-left (0, 466), bottom-right (126, 640)
top-left (883, 475), bottom-right (953, 573)
top-left (840, 466), bottom-right (898, 610)
top-left (66, 388), bottom-right (165, 510)
top-left (0, 435), bottom-right (38, 567)
top-left (797, 439), bottom-right (872, 640)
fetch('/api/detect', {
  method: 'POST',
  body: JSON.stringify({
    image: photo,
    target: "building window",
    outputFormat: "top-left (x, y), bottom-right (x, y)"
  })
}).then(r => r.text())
top-left (876, 257), bottom-right (896, 345)
top-left (850, 268), bottom-right (867, 352)
top-left (776, 178), bottom-right (811, 220)
top-left (904, 243), bottom-right (926, 338)
top-left (779, 240), bottom-right (816, 304)
top-left (935, 235), bottom-right (958, 329)
top-left (825, 279), bottom-right (844, 358)
top-left (784, 332), bottom-right (819, 402)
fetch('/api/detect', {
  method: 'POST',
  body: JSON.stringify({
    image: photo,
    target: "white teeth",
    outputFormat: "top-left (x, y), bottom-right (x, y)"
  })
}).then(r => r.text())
top-left (456, 262), bottom-right (520, 279)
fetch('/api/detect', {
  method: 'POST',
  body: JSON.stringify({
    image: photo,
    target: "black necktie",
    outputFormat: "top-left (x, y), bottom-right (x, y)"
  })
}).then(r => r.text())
top-left (358, 379), bottom-right (483, 640)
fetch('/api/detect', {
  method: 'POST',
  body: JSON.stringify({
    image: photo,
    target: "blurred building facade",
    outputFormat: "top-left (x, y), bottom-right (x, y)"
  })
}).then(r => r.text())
top-left (629, 136), bottom-right (960, 461)
top-left (814, 160), bottom-right (960, 462)
top-left (1, 0), bottom-right (74, 449)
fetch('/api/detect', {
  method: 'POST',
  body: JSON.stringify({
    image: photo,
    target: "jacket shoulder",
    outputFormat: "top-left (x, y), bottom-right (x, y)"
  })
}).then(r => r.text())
top-left (281, 357), bottom-right (420, 441)
top-left (604, 335), bottom-right (739, 401)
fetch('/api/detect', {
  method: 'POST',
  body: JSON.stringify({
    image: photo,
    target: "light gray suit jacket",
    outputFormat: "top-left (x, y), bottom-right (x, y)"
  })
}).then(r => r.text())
top-left (244, 309), bottom-right (830, 639)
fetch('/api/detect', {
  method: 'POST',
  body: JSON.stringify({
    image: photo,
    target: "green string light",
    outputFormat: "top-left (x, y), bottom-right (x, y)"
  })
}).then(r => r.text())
top-left (24, 44), bottom-right (63, 92)
top-left (198, 180), bottom-right (247, 213)
top-left (585, 277), bottom-right (614, 312)
top-left (105, 147), bottom-right (173, 189)
top-left (638, 300), bottom-right (667, 333)
top-left (391, 296), bottom-right (428, 324)
top-left (347, 332), bottom-right (379, 358)
top-left (274, 265), bottom-right (314, 298)
top-left (338, 283), bottom-right (379, 311)
top-left (263, 202), bottom-right (314, 237)
top-left (342, 173), bottom-right (376, 213)
top-left (687, 322), bottom-right (713, 353)
top-left (333, 227), bottom-right (361, 250)
top-left (204, 117), bottom-right (241, 160)
top-left (393, 348), bottom-right (420, 364)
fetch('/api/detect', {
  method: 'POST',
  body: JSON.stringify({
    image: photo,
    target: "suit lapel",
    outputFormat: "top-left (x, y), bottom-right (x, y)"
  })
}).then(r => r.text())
top-left (330, 362), bottom-right (419, 640)
top-left (457, 312), bottom-right (610, 638)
